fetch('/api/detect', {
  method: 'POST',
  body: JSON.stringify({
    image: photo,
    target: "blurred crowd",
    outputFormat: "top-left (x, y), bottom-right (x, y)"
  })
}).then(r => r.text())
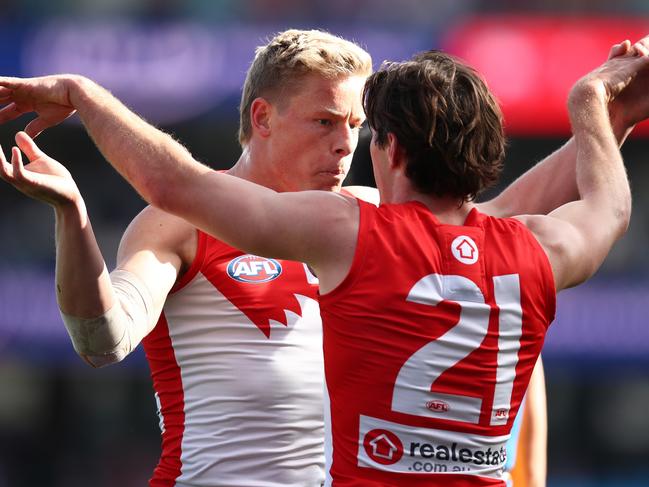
top-left (3, 0), bottom-right (649, 23)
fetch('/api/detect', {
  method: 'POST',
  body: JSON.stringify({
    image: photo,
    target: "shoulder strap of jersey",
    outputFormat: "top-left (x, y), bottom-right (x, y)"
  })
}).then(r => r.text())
top-left (169, 229), bottom-right (207, 294)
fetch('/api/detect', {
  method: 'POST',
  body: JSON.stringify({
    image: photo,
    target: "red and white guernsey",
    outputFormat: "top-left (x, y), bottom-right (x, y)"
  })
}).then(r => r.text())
top-left (319, 200), bottom-right (556, 486)
top-left (142, 230), bottom-right (324, 487)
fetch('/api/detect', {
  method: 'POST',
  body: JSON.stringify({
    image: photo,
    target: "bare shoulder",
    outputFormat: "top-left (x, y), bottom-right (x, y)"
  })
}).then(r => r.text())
top-left (474, 199), bottom-right (501, 217)
top-left (280, 189), bottom-right (359, 223)
top-left (513, 213), bottom-right (581, 248)
top-left (118, 205), bottom-right (198, 270)
top-left (342, 185), bottom-right (379, 206)
top-left (513, 214), bottom-right (586, 290)
top-left (287, 190), bottom-right (359, 294)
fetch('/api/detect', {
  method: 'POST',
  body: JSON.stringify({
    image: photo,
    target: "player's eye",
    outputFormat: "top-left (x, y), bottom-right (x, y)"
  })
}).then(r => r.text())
top-left (317, 119), bottom-right (333, 127)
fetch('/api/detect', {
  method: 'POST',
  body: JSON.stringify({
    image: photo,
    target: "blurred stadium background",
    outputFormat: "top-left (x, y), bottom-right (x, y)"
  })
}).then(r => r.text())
top-left (0, 0), bottom-right (648, 486)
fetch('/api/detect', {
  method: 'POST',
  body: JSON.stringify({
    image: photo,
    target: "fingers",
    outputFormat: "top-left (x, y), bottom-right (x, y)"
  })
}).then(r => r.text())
top-left (631, 35), bottom-right (649, 56)
top-left (633, 39), bottom-right (649, 57)
top-left (0, 86), bottom-right (12, 102)
top-left (608, 40), bottom-right (631, 60)
top-left (24, 117), bottom-right (50, 139)
top-left (0, 145), bottom-right (36, 189)
top-left (0, 77), bottom-right (22, 90)
top-left (11, 146), bottom-right (26, 181)
top-left (15, 131), bottom-right (45, 162)
top-left (0, 102), bottom-right (25, 124)
top-left (0, 144), bottom-right (13, 181)
top-left (0, 142), bottom-right (34, 185)
top-left (606, 38), bottom-right (649, 61)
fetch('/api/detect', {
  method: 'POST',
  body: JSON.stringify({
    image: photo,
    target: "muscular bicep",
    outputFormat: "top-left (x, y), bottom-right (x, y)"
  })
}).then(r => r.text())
top-left (62, 207), bottom-right (195, 367)
top-left (116, 206), bottom-right (196, 324)
top-left (165, 171), bottom-right (358, 268)
top-left (516, 207), bottom-right (616, 291)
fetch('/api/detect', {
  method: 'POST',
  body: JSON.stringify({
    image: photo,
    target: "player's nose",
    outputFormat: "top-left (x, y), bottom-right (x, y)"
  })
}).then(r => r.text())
top-left (334, 124), bottom-right (357, 157)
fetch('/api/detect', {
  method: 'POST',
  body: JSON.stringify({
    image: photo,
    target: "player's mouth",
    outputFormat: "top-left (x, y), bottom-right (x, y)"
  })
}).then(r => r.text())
top-left (319, 167), bottom-right (347, 179)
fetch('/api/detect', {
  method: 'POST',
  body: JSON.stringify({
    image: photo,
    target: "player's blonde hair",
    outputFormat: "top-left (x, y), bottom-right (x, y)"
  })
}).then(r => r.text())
top-left (238, 29), bottom-right (372, 146)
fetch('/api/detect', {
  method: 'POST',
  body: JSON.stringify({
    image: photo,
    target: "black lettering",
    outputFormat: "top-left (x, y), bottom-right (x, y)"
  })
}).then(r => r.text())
top-left (413, 461), bottom-right (422, 472)
top-left (485, 448), bottom-right (493, 464)
top-left (436, 445), bottom-right (450, 460)
top-left (410, 443), bottom-right (420, 457)
top-left (451, 442), bottom-right (458, 461)
top-left (473, 450), bottom-right (484, 465)
top-left (420, 444), bottom-right (434, 458)
top-left (459, 448), bottom-right (472, 463)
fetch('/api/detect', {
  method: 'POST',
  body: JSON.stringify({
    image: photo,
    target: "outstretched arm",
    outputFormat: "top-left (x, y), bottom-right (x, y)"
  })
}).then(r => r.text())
top-left (520, 42), bottom-right (649, 290)
top-left (0, 133), bottom-right (185, 366)
top-left (478, 38), bottom-right (649, 218)
top-left (0, 75), bottom-right (359, 290)
top-left (0, 132), bottom-right (113, 317)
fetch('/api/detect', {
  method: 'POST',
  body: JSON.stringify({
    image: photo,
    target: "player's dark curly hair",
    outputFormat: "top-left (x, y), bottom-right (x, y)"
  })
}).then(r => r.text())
top-left (363, 50), bottom-right (506, 201)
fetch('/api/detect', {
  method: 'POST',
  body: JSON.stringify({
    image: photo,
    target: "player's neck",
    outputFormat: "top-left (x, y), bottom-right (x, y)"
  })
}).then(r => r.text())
top-left (227, 145), bottom-right (284, 192)
top-left (383, 176), bottom-right (474, 225)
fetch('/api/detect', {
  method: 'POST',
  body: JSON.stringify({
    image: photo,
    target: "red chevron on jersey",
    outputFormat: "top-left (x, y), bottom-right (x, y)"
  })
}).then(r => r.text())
top-left (206, 253), bottom-right (316, 337)
top-left (145, 229), bottom-right (324, 486)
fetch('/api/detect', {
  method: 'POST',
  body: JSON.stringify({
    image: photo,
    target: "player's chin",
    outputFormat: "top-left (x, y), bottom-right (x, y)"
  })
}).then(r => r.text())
top-left (313, 173), bottom-right (346, 192)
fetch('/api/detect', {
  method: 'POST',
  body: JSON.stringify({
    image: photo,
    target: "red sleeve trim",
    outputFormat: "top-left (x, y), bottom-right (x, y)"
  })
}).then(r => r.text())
top-left (515, 219), bottom-right (557, 325)
top-left (169, 229), bottom-right (206, 294)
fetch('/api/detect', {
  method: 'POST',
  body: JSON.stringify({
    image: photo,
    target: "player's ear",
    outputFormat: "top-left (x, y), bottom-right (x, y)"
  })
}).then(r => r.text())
top-left (386, 132), bottom-right (406, 169)
top-left (250, 97), bottom-right (273, 138)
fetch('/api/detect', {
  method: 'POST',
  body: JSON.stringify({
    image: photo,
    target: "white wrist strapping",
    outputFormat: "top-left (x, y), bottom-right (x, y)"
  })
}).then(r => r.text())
top-left (60, 269), bottom-right (156, 368)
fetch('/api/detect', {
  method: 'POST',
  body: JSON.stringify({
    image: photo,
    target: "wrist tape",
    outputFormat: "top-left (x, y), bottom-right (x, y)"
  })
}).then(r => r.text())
top-left (60, 269), bottom-right (155, 368)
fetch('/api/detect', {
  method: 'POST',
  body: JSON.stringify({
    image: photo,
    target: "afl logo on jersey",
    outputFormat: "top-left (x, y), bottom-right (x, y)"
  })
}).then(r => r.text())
top-left (227, 255), bottom-right (282, 283)
top-left (426, 400), bottom-right (449, 413)
top-left (451, 235), bottom-right (479, 265)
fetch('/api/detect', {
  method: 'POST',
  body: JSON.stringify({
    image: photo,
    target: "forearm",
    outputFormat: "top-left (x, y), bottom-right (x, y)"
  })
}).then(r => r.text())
top-left (523, 359), bottom-right (548, 487)
top-left (54, 204), bottom-right (157, 366)
top-left (65, 76), bottom-right (210, 209)
top-left (54, 199), bottom-right (114, 317)
top-left (571, 86), bottom-right (630, 222)
top-left (481, 140), bottom-right (577, 217)
top-left (482, 110), bottom-right (632, 218)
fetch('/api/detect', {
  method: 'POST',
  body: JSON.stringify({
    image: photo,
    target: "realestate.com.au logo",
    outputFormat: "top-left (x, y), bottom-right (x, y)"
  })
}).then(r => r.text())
top-left (362, 427), bottom-right (507, 468)
top-left (363, 429), bottom-right (404, 465)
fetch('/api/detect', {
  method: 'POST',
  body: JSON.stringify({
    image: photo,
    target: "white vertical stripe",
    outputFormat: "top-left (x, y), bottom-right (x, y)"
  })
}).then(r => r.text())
top-left (491, 274), bottom-right (523, 426)
top-left (324, 382), bottom-right (333, 487)
top-left (164, 272), bottom-right (326, 486)
top-left (392, 274), bottom-right (489, 424)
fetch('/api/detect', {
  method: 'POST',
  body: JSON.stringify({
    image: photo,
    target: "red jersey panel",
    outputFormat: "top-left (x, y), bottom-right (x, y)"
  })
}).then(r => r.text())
top-left (319, 200), bottom-right (555, 486)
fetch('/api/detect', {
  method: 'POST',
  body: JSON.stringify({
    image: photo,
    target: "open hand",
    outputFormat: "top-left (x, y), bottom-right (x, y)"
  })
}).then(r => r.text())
top-left (0, 75), bottom-right (78, 138)
top-left (0, 132), bottom-right (81, 207)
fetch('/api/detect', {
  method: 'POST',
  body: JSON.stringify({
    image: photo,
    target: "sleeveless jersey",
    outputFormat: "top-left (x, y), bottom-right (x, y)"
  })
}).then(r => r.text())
top-left (142, 230), bottom-right (324, 487)
top-left (319, 200), bottom-right (556, 486)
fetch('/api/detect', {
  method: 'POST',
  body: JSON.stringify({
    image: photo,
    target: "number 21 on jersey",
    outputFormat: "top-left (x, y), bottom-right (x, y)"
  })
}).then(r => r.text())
top-left (392, 273), bottom-right (522, 426)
